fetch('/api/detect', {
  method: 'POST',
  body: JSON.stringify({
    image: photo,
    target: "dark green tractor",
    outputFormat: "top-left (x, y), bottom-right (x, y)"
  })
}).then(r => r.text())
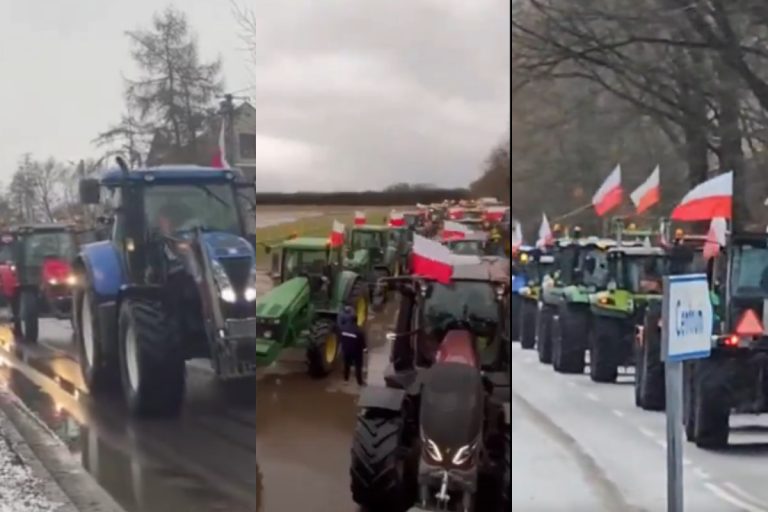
top-left (258, 237), bottom-right (369, 377)
top-left (587, 246), bottom-right (666, 383)
top-left (541, 237), bottom-right (615, 370)
top-left (345, 224), bottom-right (400, 310)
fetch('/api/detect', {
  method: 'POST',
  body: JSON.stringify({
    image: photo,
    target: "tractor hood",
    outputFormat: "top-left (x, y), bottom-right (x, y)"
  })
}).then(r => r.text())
top-left (199, 231), bottom-right (255, 263)
top-left (256, 276), bottom-right (310, 319)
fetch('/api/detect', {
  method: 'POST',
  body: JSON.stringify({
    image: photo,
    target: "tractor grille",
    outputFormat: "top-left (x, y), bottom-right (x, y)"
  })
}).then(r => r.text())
top-left (227, 318), bottom-right (257, 339)
top-left (220, 257), bottom-right (251, 291)
top-left (255, 322), bottom-right (281, 341)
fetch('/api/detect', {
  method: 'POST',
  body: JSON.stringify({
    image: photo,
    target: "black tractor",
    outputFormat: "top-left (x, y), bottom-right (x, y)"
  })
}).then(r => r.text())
top-left (350, 258), bottom-right (510, 512)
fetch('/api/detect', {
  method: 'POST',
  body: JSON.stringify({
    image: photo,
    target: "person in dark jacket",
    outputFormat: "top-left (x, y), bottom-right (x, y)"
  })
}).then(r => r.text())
top-left (338, 305), bottom-right (367, 385)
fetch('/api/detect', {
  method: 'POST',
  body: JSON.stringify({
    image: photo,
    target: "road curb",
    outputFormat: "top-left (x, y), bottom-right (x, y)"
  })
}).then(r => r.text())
top-left (0, 388), bottom-right (126, 512)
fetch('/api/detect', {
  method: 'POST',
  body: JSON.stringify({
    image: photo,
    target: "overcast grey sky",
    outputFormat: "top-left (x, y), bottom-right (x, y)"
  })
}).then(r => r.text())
top-left (253, 0), bottom-right (509, 192)
top-left (0, 1), bottom-right (253, 183)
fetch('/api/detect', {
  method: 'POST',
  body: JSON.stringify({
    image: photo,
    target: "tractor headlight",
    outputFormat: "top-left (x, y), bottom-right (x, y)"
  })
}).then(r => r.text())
top-left (48, 278), bottom-right (59, 286)
top-left (66, 275), bottom-right (77, 286)
top-left (244, 287), bottom-right (257, 301)
top-left (451, 442), bottom-right (477, 466)
top-left (244, 263), bottom-right (258, 302)
top-left (220, 287), bottom-right (237, 303)
top-left (424, 439), bottom-right (443, 463)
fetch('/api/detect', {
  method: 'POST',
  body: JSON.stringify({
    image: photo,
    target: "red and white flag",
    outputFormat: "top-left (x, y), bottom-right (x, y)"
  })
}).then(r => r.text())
top-left (442, 220), bottom-right (472, 240)
top-left (485, 206), bottom-right (508, 223)
top-left (671, 171), bottom-right (732, 221)
top-left (536, 213), bottom-right (552, 248)
top-left (411, 234), bottom-right (453, 284)
top-left (512, 220), bottom-right (523, 250)
top-left (210, 118), bottom-right (230, 169)
top-left (592, 164), bottom-right (623, 216)
top-left (448, 207), bottom-right (464, 220)
top-left (630, 165), bottom-right (660, 214)
top-left (389, 211), bottom-right (405, 227)
top-left (354, 211), bottom-right (366, 225)
top-left (330, 220), bottom-right (345, 247)
top-left (702, 217), bottom-right (727, 260)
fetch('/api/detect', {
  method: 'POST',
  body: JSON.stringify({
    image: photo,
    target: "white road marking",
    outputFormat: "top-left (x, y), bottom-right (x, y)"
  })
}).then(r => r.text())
top-left (566, 381), bottom-right (576, 388)
top-left (585, 392), bottom-right (599, 402)
top-left (611, 409), bottom-right (624, 418)
top-left (683, 458), bottom-right (692, 467)
top-left (637, 426), bottom-right (655, 439)
top-left (723, 482), bottom-right (768, 508)
top-left (694, 467), bottom-right (711, 480)
top-left (705, 482), bottom-right (768, 512)
top-left (655, 439), bottom-right (666, 449)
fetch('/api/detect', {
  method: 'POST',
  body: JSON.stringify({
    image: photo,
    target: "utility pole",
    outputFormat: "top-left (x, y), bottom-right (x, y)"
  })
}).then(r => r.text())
top-left (220, 94), bottom-right (237, 169)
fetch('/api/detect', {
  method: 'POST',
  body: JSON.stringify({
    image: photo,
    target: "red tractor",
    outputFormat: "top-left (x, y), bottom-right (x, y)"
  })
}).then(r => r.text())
top-left (0, 232), bottom-right (18, 308)
top-left (10, 224), bottom-right (95, 343)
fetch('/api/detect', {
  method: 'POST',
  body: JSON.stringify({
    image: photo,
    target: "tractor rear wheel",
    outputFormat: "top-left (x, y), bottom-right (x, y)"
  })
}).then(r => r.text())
top-left (350, 414), bottom-right (414, 512)
top-left (306, 319), bottom-right (339, 378)
top-left (536, 305), bottom-right (554, 364)
top-left (18, 290), bottom-right (39, 344)
top-left (589, 317), bottom-right (619, 383)
top-left (636, 309), bottom-right (665, 410)
top-left (73, 281), bottom-right (119, 395)
top-left (118, 298), bottom-right (185, 417)
top-left (692, 359), bottom-right (730, 449)
top-left (552, 305), bottom-right (586, 374)
top-left (519, 300), bottom-right (537, 350)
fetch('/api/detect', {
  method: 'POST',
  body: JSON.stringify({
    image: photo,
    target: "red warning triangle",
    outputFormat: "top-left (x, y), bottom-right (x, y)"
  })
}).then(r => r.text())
top-left (736, 309), bottom-right (764, 336)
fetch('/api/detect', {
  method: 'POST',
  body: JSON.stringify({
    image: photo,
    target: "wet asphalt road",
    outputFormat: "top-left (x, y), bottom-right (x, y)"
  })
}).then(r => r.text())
top-left (0, 317), bottom-right (257, 512)
top-left (254, 270), bottom-right (397, 512)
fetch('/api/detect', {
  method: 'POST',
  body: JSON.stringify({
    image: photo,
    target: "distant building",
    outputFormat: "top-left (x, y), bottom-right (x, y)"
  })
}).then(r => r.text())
top-left (146, 101), bottom-right (256, 181)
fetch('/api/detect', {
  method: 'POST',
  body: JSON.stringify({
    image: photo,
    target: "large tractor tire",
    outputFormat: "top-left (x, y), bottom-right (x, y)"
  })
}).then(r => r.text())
top-left (510, 294), bottom-right (521, 342)
top-left (689, 359), bottom-right (730, 449)
top-left (536, 305), bottom-right (554, 364)
top-left (18, 289), bottom-right (39, 344)
top-left (635, 308), bottom-right (665, 410)
top-left (519, 300), bottom-right (537, 350)
top-left (371, 269), bottom-right (389, 313)
top-left (73, 280), bottom-right (119, 395)
top-left (589, 317), bottom-right (619, 383)
top-left (118, 298), bottom-right (185, 417)
top-left (551, 304), bottom-right (587, 374)
top-left (306, 319), bottom-right (339, 378)
top-left (350, 414), bottom-right (414, 512)
top-left (346, 280), bottom-right (370, 328)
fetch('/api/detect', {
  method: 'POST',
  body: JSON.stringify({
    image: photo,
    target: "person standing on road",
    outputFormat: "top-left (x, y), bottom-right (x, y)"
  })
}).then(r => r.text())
top-left (338, 305), bottom-right (367, 386)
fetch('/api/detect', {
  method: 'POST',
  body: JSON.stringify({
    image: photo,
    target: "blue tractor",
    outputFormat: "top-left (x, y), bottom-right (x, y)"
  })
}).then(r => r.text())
top-left (510, 244), bottom-right (533, 341)
top-left (72, 158), bottom-right (257, 417)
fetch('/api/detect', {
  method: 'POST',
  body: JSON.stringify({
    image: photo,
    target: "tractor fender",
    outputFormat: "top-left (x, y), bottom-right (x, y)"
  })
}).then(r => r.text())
top-left (335, 270), bottom-right (362, 302)
top-left (76, 241), bottom-right (125, 300)
top-left (357, 385), bottom-right (406, 412)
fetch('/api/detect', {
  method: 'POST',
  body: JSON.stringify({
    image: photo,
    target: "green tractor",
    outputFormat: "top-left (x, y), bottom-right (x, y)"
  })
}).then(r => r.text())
top-left (258, 237), bottom-right (369, 377)
top-left (587, 245), bottom-right (666, 383)
top-left (540, 237), bottom-right (615, 369)
top-left (345, 224), bottom-right (401, 310)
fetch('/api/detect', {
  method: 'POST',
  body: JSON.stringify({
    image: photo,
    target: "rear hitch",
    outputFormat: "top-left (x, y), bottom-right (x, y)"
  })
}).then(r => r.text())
top-left (435, 470), bottom-right (450, 506)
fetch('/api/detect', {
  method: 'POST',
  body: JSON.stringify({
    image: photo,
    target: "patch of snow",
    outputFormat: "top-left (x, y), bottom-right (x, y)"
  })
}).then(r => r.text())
top-left (0, 419), bottom-right (61, 512)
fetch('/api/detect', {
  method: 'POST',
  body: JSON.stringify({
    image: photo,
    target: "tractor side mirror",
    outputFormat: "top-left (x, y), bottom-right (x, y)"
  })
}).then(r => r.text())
top-left (79, 179), bottom-right (100, 204)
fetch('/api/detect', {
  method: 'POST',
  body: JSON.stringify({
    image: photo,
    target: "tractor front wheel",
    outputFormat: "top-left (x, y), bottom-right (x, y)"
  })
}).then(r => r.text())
top-left (73, 282), bottom-right (119, 395)
top-left (350, 414), bottom-right (415, 512)
top-left (636, 308), bottom-right (665, 410)
top-left (589, 317), bottom-right (619, 383)
top-left (519, 300), bottom-right (537, 350)
top-left (371, 269), bottom-right (389, 312)
top-left (536, 305), bottom-right (554, 364)
top-left (118, 298), bottom-right (185, 417)
top-left (306, 319), bottom-right (339, 378)
top-left (18, 290), bottom-right (39, 344)
top-left (552, 305), bottom-right (587, 374)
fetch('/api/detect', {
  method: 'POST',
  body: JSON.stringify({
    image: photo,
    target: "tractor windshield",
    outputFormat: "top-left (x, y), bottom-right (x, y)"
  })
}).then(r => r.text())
top-left (403, 214), bottom-right (420, 228)
top-left (621, 256), bottom-right (665, 293)
top-left (145, 183), bottom-right (242, 236)
top-left (556, 246), bottom-right (579, 285)
top-left (22, 232), bottom-right (76, 267)
top-left (282, 249), bottom-right (329, 280)
top-left (350, 230), bottom-right (386, 251)
top-left (731, 245), bottom-right (768, 297)
top-left (448, 240), bottom-right (484, 255)
top-left (423, 280), bottom-right (498, 334)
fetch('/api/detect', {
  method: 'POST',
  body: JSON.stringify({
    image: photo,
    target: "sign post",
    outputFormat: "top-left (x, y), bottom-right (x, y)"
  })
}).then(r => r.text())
top-left (661, 274), bottom-right (713, 512)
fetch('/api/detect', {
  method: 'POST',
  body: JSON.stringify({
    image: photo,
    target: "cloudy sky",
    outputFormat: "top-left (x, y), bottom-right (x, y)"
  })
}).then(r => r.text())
top-left (253, 0), bottom-right (509, 191)
top-left (0, 1), bottom-right (253, 183)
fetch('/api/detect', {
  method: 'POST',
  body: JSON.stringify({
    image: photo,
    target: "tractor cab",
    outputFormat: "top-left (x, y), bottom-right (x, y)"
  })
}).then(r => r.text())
top-left (0, 231), bottom-right (17, 308)
top-left (270, 237), bottom-right (343, 304)
top-left (441, 231), bottom-right (489, 256)
top-left (347, 224), bottom-right (394, 270)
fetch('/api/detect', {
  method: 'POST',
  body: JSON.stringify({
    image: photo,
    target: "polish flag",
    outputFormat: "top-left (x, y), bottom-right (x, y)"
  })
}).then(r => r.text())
top-left (389, 211), bottom-right (405, 227)
top-left (210, 118), bottom-right (230, 169)
top-left (702, 217), bottom-right (727, 260)
top-left (442, 221), bottom-right (472, 240)
top-left (671, 171), bottom-right (732, 221)
top-left (354, 211), bottom-right (366, 225)
top-left (592, 164), bottom-right (623, 216)
top-left (330, 220), bottom-right (345, 247)
top-left (411, 234), bottom-right (453, 284)
top-left (511, 220), bottom-right (523, 250)
top-left (485, 206), bottom-right (508, 223)
top-left (448, 207), bottom-right (464, 220)
top-left (536, 213), bottom-right (553, 248)
top-left (630, 165), bottom-right (660, 214)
